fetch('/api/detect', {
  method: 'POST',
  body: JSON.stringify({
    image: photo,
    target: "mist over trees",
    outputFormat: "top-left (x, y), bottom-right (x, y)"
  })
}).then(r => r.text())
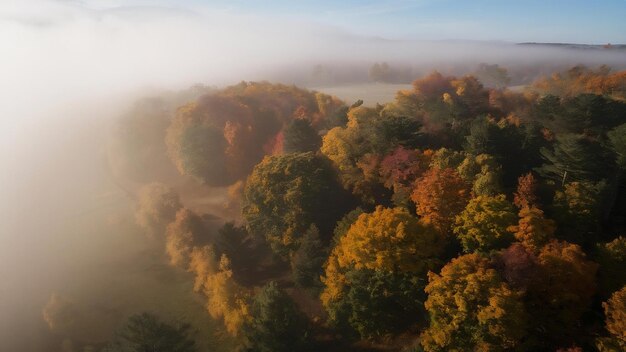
top-left (40, 63), bottom-right (626, 352)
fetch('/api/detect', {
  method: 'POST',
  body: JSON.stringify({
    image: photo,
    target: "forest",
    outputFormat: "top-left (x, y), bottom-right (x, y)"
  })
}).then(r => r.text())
top-left (37, 64), bottom-right (626, 352)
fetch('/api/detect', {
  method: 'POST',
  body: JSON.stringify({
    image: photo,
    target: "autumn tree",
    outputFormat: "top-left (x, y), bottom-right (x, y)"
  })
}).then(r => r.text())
top-left (321, 206), bottom-right (444, 337)
top-left (165, 208), bottom-right (206, 268)
top-left (379, 147), bottom-right (433, 207)
top-left (240, 282), bottom-right (310, 352)
top-left (513, 172), bottom-right (540, 209)
top-left (508, 206), bottom-right (556, 249)
top-left (242, 152), bottom-right (347, 256)
top-left (453, 194), bottom-right (518, 253)
top-left (525, 240), bottom-right (598, 348)
top-left (420, 253), bottom-right (527, 352)
top-left (411, 167), bottom-right (470, 234)
top-left (135, 182), bottom-right (182, 237)
top-left (106, 313), bottom-right (195, 352)
top-left (596, 286), bottom-right (626, 352)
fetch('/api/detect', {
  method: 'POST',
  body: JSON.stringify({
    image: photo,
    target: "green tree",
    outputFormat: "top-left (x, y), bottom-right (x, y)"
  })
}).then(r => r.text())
top-left (282, 118), bottom-right (321, 153)
top-left (552, 181), bottom-right (607, 245)
top-left (106, 313), bottom-right (195, 352)
top-left (596, 237), bottom-right (626, 298)
top-left (608, 123), bottom-right (626, 169)
top-left (241, 282), bottom-right (310, 352)
top-left (322, 207), bottom-right (444, 337)
top-left (453, 195), bottom-right (518, 253)
top-left (242, 152), bottom-right (346, 256)
top-left (421, 253), bottom-right (527, 352)
top-left (538, 133), bottom-right (616, 183)
top-left (291, 225), bottom-right (326, 289)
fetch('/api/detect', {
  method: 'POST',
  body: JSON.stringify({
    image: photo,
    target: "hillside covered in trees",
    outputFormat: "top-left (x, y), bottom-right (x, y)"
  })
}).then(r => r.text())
top-left (45, 65), bottom-right (626, 352)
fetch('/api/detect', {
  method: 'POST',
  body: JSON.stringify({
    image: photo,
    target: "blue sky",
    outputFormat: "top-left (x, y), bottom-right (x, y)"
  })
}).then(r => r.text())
top-left (178, 0), bottom-right (626, 43)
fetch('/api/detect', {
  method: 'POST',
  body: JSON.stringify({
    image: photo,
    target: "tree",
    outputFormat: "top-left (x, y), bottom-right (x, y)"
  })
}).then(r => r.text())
top-left (282, 118), bottom-right (321, 153)
top-left (291, 225), bottom-right (326, 289)
top-left (596, 237), bottom-right (626, 298)
top-left (453, 195), bottom-right (518, 253)
top-left (420, 253), bottom-right (527, 352)
top-left (597, 286), bottom-right (626, 352)
top-left (513, 172), bottom-right (541, 209)
top-left (608, 123), bottom-right (626, 169)
top-left (552, 181), bottom-right (607, 245)
top-left (165, 208), bottom-right (205, 268)
top-left (241, 282), bottom-right (310, 352)
top-left (321, 207), bottom-right (444, 337)
top-left (508, 206), bottom-right (556, 249)
top-left (135, 183), bottom-right (182, 237)
top-left (525, 240), bottom-right (598, 348)
top-left (411, 167), bottom-right (470, 234)
top-left (106, 313), bottom-right (195, 352)
top-left (537, 133), bottom-right (616, 183)
top-left (379, 147), bottom-right (433, 207)
top-left (242, 152), bottom-right (346, 256)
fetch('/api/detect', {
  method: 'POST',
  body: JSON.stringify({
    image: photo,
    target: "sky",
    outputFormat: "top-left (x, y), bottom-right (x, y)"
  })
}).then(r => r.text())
top-left (12, 0), bottom-right (620, 43)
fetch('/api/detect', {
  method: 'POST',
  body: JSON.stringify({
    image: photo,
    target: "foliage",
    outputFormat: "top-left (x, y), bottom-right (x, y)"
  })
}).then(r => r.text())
top-left (291, 225), bottom-right (326, 289)
top-left (596, 237), bottom-right (626, 298)
top-left (508, 206), bottom-right (556, 249)
top-left (281, 118), bottom-right (321, 153)
top-left (106, 313), bottom-right (195, 352)
top-left (135, 182), bottom-right (182, 237)
top-left (454, 195), bottom-right (518, 253)
top-left (552, 181), bottom-right (607, 245)
top-left (538, 133), bottom-right (616, 183)
top-left (165, 208), bottom-right (206, 268)
top-left (411, 167), bottom-right (470, 234)
top-left (513, 172), bottom-right (540, 209)
top-left (421, 253), bottom-right (527, 352)
top-left (242, 152), bottom-right (346, 256)
top-left (608, 123), bottom-right (626, 169)
top-left (240, 282), bottom-right (310, 352)
top-left (322, 206), bottom-right (444, 337)
top-left (598, 286), bottom-right (626, 351)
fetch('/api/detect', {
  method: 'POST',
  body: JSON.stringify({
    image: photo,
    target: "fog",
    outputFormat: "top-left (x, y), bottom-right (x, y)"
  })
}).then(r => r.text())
top-left (1, 1), bottom-right (626, 351)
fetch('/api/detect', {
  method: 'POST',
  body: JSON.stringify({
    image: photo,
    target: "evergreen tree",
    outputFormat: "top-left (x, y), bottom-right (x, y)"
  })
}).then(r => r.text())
top-left (241, 282), bottom-right (310, 352)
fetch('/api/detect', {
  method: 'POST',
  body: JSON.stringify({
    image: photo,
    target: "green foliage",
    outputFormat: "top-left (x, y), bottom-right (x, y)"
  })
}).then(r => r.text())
top-left (106, 313), bottom-right (195, 352)
top-left (454, 195), bottom-right (518, 253)
top-left (341, 269), bottom-right (426, 338)
top-left (608, 123), bottom-right (626, 169)
top-left (242, 152), bottom-right (346, 256)
top-left (291, 225), bottom-right (326, 289)
top-left (552, 181), bottom-right (607, 245)
top-left (322, 207), bottom-right (444, 338)
top-left (241, 282), bottom-right (310, 352)
top-left (282, 118), bottom-right (321, 153)
top-left (332, 207), bottom-right (365, 243)
top-left (538, 133), bottom-right (616, 183)
top-left (421, 253), bottom-right (527, 352)
top-left (596, 237), bottom-right (626, 298)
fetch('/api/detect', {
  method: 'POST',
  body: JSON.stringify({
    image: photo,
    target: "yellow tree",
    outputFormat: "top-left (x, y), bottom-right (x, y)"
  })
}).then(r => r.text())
top-left (597, 286), bottom-right (626, 351)
top-left (421, 253), bottom-right (527, 352)
top-left (321, 206), bottom-right (445, 337)
top-left (453, 194), bottom-right (518, 253)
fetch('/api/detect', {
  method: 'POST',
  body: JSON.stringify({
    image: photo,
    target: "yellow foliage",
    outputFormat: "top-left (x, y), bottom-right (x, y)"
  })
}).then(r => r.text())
top-left (508, 206), bottom-right (556, 249)
top-left (421, 253), bottom-right (527, 351)
top-left (603, 286), bottom-right (626, 347)
top-left (322, 206), bottom-right (444, 309)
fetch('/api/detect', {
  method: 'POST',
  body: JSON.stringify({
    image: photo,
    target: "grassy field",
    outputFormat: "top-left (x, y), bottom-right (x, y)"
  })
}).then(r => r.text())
top-left (312, 83), bottom-right (412, 107)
